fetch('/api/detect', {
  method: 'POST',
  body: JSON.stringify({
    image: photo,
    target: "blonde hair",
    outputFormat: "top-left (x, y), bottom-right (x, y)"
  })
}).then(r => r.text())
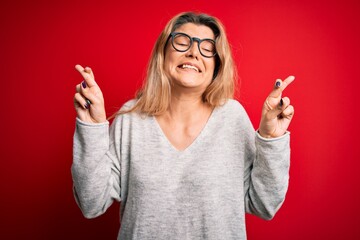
top-left (117, 12), bottom-right (237, 116)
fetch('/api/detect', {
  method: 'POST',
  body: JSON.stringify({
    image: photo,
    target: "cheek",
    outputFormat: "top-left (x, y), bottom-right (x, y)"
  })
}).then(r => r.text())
top-left (164, 54), bottom-right (173, 74)
top-left (206, 60), bottom-right (216, 75)
top-left (164, 49), bottom-right (178, 71)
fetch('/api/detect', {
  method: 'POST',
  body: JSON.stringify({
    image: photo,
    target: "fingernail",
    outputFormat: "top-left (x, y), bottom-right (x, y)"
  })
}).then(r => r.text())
top-left (84, 103), bottom-right (89, 109)
top-left (279, 98), bottom-right (284, 107)
top-left (85, 99), bottom-right (91, 105)
top-left (276, 81), bottom-right (281, 88)
top-left (82, 81), bottom-right (86, 88)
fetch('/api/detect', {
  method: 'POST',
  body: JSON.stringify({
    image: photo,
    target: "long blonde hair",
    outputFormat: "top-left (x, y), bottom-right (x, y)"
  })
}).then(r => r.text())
top-left (118, 12), bottom-right (237, 116)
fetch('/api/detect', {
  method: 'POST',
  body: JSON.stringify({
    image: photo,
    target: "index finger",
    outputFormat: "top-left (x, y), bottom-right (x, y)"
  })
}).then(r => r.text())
top-left (75, 64), bottom-right (97, 87)
top-left (269, 75), bottom-right (295, 98)
top-left (280, 75), bottom-right (295, 91)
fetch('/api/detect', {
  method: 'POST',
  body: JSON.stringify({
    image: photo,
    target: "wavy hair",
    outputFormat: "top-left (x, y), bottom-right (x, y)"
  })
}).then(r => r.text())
top-left (118, 11), bottom-right (237, 116)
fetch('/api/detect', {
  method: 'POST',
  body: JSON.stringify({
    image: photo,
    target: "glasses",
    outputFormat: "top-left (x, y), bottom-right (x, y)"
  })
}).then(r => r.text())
top-left (168, 32), bottom-right (217, 58)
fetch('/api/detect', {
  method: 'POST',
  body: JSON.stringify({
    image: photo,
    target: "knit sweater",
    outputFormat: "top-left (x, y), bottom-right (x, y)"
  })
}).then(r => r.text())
top-left (72, 99), bottom-right (290, 240)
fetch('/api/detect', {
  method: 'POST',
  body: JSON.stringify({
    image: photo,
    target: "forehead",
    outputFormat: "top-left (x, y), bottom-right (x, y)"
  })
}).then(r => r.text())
top-left (174, 23), bottom-right (215, 40)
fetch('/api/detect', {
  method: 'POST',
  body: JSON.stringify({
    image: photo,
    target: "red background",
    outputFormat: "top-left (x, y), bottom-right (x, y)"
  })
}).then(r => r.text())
top-left (1, 0), bottom-right (359, 239)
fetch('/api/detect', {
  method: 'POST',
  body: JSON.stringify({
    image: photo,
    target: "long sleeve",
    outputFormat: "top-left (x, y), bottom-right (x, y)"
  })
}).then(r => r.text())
top-left (71, 117), bottom-right (122, 219)
top-left (70, 99), bottom-right (291, 239)
top-left (244, 131), bottom-right (290, 220)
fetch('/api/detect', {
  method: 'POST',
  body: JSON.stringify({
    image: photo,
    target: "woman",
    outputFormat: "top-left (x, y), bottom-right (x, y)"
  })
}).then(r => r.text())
top-left (72, 12), bottom-right (294, 240)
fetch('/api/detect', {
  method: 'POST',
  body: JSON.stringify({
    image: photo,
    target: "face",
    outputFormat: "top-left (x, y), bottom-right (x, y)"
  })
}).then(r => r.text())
top-left (164, 23), bottom-right (216, 94)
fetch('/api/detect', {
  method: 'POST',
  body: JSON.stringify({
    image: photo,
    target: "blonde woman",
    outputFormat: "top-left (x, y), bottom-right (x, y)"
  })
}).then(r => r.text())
top-left (72, 12), bottom-right (295, 240)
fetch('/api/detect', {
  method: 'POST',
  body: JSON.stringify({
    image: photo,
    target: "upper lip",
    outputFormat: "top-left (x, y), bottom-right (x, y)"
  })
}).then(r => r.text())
top-left (178, 62), bottom-right (202, 72)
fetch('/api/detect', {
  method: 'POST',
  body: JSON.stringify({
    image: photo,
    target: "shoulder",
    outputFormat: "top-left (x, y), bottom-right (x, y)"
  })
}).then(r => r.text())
top-left (120, 99), bottom-right (138, 111)
top-left (110, 99), bottom-right (139, 126)
top-left (218, 99), bottom-right (247, 116)
top-left (114, 99), bottom-right (153, 125)
top-left (214, 99), bottom-right (253, 129)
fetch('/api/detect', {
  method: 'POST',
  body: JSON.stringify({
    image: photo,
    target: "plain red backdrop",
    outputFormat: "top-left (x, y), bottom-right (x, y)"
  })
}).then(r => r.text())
top-left (1, 0), bottom-right (359, 239)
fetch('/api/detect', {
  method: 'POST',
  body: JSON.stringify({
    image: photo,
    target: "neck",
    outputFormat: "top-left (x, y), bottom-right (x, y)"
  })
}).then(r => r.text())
top-left (162, 89), bottom-right (211, 123)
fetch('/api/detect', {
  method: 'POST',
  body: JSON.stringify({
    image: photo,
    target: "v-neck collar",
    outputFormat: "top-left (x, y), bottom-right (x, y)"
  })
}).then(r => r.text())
top-left (152, 106), bottom-right (219, 154)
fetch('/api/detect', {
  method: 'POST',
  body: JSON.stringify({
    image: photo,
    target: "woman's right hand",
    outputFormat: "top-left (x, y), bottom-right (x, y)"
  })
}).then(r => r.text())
top-left (73, 64), bottom-right (107, 123)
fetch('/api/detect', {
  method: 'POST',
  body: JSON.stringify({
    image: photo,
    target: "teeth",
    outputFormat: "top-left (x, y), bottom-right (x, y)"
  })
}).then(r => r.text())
top-left (181, 64), bottom-right (199, 72)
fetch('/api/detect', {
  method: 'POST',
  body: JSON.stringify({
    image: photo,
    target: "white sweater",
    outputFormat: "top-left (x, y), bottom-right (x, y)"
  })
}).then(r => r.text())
top-left (72, 99), bottom-right (290, 240)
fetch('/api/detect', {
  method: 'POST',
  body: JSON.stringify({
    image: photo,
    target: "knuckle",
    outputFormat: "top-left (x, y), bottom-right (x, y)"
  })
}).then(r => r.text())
top-left (285, 105), bottom-right (294, 115)
top-left (84, 75), bottom-right (90, 81)
top-left (91, 98), bottom-right (102, 105)
top-left (75, 93), bottom-right (85, 102)
top-left (80, 86), bottom-right (88, 96)
top-left (84, 74), bottom-right (94, 82)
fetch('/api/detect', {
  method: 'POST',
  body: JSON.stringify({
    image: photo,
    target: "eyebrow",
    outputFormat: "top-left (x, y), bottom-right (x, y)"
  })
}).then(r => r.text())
top-left (174, 31), bottom-right (215, 40)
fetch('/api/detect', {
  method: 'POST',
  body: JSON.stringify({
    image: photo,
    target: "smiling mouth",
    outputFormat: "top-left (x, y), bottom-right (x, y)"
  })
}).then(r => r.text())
top-left (178, 64), bottom-right (200, 72)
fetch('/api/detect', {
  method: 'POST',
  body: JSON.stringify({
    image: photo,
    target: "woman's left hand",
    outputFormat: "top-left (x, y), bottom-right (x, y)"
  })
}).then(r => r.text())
top-left (258, 76), bottom-right (295, 138)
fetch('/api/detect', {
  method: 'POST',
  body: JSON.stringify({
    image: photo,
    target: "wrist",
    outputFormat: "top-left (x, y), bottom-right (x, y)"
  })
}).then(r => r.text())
top-left (257, 130), bottom-right (273, 138)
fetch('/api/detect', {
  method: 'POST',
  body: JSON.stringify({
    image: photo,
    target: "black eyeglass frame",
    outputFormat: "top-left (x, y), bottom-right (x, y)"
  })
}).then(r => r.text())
top-left (168, 32), bottom-right (217, 58)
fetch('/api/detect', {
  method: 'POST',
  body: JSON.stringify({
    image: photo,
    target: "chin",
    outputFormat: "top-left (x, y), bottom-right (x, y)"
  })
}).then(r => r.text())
top-left (179, 80), bottom-right (211, 90)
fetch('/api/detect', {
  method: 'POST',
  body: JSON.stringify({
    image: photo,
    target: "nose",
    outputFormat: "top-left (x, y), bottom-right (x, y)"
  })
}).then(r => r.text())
top-left (186, 40), bottom-right (200, 59)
